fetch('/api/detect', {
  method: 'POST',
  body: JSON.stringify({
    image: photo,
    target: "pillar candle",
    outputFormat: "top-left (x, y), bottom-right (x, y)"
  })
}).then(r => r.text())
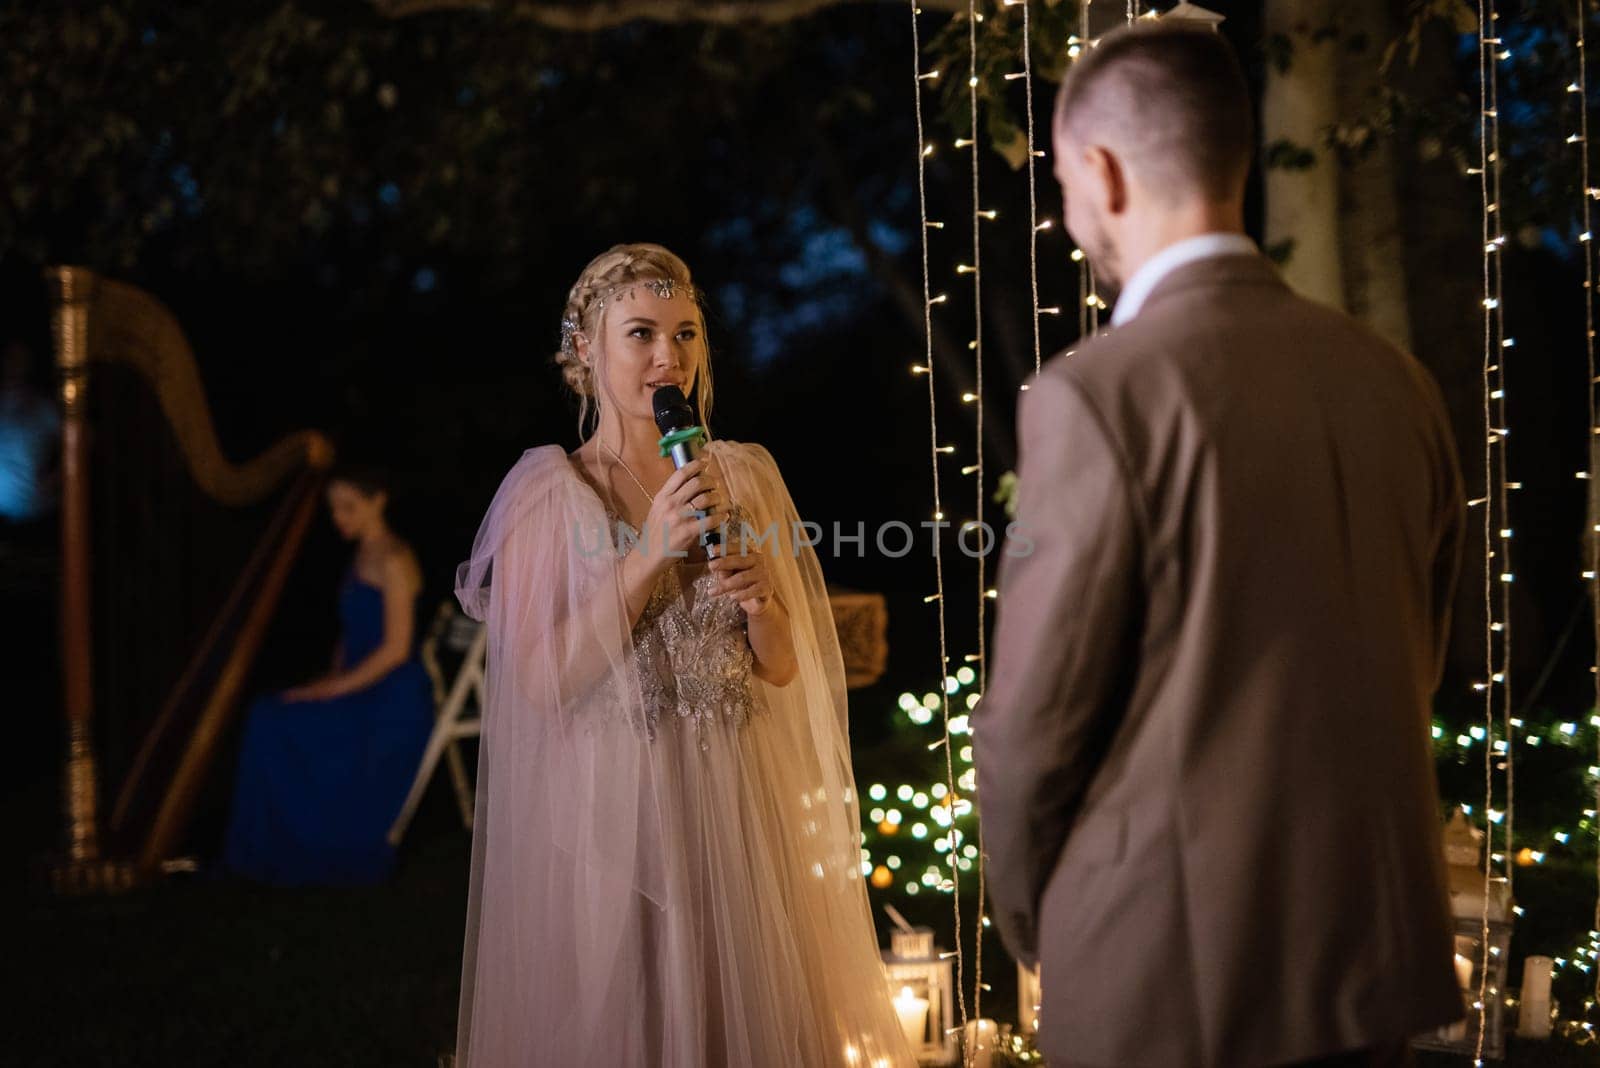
top-left (964, 1018), bottom-right (998, 1068)
top-left (1518, 956), bottom-right (1553, 1039)
top-left (892, 986), bottom-right (929, 1048)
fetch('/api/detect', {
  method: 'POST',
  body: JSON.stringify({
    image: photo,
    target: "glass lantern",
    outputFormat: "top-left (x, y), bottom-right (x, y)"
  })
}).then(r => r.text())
top-left (1413, 917), bottom-right (1514, 1060)
top-left (883, 927), bottom-right (958, 1065)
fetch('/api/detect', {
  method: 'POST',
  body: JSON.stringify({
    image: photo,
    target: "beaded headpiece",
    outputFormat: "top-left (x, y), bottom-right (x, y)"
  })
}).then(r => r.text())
top-left (560, 277), bottom-right (701, 357)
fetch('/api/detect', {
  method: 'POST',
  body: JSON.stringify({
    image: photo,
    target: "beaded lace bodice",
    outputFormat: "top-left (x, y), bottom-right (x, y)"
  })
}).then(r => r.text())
top-left (608, 506), bottom-right (765, 742)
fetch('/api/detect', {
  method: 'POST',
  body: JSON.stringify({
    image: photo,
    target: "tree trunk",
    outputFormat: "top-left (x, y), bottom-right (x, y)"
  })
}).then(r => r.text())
top-left (1262, 0), bottom-right (1344, 308)
top-left (1335, 0), bottom-right (1413, 351)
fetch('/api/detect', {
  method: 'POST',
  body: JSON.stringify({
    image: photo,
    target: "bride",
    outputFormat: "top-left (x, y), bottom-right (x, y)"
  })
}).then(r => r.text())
top-left (453, 243), bottom-right (914, 1067)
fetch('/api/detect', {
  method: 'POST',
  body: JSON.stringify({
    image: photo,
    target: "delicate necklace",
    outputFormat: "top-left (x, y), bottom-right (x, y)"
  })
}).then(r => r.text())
top-left (599, 440), bottom-right (655, 504)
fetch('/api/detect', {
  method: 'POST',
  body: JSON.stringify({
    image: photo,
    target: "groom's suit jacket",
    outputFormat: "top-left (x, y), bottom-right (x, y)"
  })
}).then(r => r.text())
top-left (976, 253), bottom-right (1466, 1068)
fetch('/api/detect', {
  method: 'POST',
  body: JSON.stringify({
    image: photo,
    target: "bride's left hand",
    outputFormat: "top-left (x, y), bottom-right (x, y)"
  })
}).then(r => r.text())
top-left (708, 540), bottom-right (776, 617)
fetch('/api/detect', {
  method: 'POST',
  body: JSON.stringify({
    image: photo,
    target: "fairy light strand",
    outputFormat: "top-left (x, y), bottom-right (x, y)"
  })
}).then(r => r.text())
top-left (1077, 1), bottom-right (1092, 340)
top-left (1087, 0), bottom-right (1105, 333)
top-left (1578, 0), bottom-right (1600, 1009)
top-left (1474, 0), bottom-right (1503, 1058)
top-left (1019, 0), bottom-right (1042, 376)
top-left (967, 0), bottom-right (987, 704)
top-left (963, 0), bottom-right (983, 1051)
top-left (1078, 255), bottom-right (1091, 337)
top-left (908, 0), bottom-right (965, 1055)
top-left (1489, 1), bottom-right (1515, 911)
top-left (984, 0), bottom-right (1042, 1042)
top-left (1073, 7), bottom-right (1094, 345)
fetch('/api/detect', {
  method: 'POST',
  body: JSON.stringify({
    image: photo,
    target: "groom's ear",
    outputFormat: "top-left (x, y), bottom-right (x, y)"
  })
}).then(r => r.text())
top-left (1085, 144), bottom-right (1128, 217)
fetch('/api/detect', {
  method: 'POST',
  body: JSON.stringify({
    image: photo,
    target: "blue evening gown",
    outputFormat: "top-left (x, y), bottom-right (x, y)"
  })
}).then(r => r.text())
top-left (223, 569), bottom-right (433, 885)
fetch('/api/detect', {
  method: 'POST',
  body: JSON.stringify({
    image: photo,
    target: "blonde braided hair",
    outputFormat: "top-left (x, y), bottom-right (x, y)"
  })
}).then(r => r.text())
top-left (555, 243), bottom-right (714, 440)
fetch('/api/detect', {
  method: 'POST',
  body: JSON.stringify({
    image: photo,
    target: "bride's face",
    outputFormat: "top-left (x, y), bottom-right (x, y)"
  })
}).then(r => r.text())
top-left (593, 288), bottom-right (705, 424)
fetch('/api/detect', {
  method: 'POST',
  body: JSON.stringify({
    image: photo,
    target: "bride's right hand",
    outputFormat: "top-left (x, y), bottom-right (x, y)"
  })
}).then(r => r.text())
top-left (641, 458), bottom-right (730, 565)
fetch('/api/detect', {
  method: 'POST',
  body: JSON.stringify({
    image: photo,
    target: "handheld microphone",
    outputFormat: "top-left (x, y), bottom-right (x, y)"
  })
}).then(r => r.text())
top-left (652, 385), bottom-right (720, 548)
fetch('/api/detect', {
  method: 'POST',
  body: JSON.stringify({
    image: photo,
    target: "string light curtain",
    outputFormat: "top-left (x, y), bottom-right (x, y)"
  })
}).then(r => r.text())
top-left (905, 0), bottom-right (969, 1053)
top-left (1470, 0), bottom-right (1515, 1059)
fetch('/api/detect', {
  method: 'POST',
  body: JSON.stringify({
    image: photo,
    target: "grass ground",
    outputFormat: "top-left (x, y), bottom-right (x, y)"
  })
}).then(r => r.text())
top-left (14, 814), bottom-right (1597, 1067)
top-left (15, 825), bottom-right (467, 1067)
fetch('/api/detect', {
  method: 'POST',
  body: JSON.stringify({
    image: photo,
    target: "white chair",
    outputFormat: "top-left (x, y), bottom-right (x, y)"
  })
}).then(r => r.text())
top-left (388, 601), bottom-right (485, 846)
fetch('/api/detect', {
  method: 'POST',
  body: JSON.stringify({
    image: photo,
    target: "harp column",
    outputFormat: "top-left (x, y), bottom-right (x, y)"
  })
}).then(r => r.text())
top-left (47, 266), bottom-right (134, 893)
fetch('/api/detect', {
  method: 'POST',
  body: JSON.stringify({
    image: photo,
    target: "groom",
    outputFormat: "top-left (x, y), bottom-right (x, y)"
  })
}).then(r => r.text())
top-left (976, 25), bottom-right (1465, 1068)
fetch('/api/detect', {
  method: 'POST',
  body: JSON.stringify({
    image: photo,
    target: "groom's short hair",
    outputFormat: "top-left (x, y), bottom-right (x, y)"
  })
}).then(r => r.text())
top-left (1054, 24), bottom-right (1254, 203)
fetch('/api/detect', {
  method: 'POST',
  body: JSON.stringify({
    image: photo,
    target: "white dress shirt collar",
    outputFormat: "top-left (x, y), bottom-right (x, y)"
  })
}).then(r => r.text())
top-left (1109, 232), bottom-right (1259, 327)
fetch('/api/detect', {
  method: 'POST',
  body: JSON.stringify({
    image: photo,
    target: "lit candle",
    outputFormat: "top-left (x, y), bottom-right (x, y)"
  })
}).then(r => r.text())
top-left (1446, 953), bottom-right (1475, 1042)
top-left (892, 985), bottom-right (929, 1048)
top-left (964, 1018), bottom-right (999, 1068)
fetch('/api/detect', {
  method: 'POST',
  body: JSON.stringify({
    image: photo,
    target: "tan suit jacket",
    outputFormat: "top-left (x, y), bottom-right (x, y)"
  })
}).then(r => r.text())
top-left (976, 253), bottom-right (1465, 1068)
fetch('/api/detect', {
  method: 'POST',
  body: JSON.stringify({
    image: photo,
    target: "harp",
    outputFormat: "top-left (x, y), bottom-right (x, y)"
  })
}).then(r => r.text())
top-left (47, 266), bottom-right (334, 893)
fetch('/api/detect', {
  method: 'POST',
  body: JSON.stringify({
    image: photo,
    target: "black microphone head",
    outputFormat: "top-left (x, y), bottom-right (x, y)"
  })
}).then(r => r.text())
top-left (652, 385), bottom-right (697, 433)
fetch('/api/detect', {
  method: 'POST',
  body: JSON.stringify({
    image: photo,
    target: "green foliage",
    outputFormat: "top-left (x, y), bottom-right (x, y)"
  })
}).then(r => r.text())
top-left (1263, 138), bottom-right (1318, 171)
top-left (0, 3), bottom-right (570, 276)
top-left (0, 1), bottom-right (913, 299)
top-left (1263, 237), bottom-right (1295, 265)
top-left (904, 0), bottom-right (1600, 247)
top-left (1379, 0), bottom-right (1600, 235)
top-left (924, 2), bottom-right (1081, 172)
top-left (1384, 0), bottom-right (1478, 72)
top-left (1262, 31), bottom-right (1295, 75)
top-left (994, 469), bottom-right (1018, 520)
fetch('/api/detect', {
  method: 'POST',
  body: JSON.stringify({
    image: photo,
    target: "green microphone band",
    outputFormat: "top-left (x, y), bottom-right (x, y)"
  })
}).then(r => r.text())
top-left (658, 426), bottom-right (707, 457)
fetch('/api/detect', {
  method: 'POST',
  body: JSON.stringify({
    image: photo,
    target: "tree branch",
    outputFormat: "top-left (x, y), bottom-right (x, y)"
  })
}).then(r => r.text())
top-left (810, 130), bottom-right (1016, 473)
top-left (372, 0), bottom-right (966, 27)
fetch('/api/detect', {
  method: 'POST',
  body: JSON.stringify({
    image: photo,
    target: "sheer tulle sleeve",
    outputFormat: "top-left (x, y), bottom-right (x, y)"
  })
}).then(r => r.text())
top-left (710, 440), bottom-right (859, 849)
top-left (709, 441), bottom-right (908, 1060)
top-left (453, 447), bottom-right (671, 1065)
